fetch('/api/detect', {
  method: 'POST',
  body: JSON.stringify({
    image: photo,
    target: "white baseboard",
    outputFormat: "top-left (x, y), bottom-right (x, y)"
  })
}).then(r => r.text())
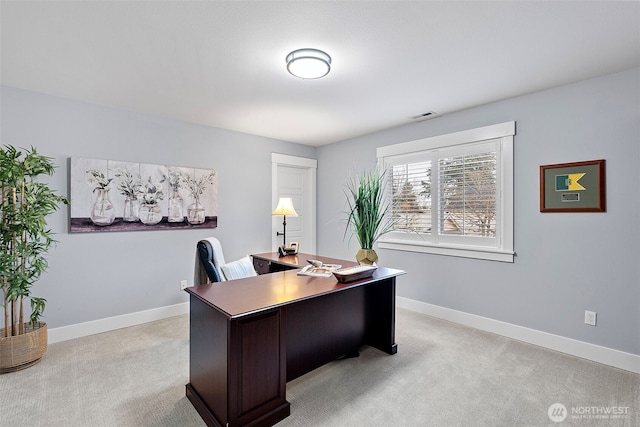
top-left (48, 302), bottom-right (189, 344)
top-left (396, 296), bottom-right (640, 374)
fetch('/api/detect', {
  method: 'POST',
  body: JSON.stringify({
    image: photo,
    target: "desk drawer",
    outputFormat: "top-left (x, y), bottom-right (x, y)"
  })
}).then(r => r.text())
top-left (253, 257), bottom-right (295, 274)
top-left (252, 257), bottom-right (271, 275)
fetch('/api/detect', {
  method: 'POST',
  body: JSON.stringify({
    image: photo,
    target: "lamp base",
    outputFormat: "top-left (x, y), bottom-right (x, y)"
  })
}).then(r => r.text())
top-left (278, 245), bottom-right (298, 257)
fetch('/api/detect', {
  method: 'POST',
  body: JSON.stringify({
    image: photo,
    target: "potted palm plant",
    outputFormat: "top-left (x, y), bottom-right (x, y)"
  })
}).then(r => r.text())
top-left (344, 168), bottom-right (395, 265)
top-left (0, 145), bottom-right (68, 373)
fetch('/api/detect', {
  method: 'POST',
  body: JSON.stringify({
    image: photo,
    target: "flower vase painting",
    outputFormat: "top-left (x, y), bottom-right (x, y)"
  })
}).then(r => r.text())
top-left (70, 157), bottom-right (218, 233)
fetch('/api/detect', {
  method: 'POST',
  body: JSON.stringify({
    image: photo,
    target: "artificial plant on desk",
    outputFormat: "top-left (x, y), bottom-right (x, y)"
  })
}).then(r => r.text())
top-left (0, 145), bottom-right (68, 373)
top-left (344, 168), bottom-right (395, 265)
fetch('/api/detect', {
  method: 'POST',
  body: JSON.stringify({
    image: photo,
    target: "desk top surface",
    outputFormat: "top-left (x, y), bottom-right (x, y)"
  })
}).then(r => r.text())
top-left (186, 254), bottom-right (405, 318)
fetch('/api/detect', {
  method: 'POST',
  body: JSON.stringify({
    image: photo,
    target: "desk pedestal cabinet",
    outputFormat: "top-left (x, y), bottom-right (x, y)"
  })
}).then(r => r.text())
top-left (186, 253), bottom-right (404, 427)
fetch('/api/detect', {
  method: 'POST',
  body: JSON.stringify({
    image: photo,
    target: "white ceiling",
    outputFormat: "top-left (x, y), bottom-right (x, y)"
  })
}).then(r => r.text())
top-left (1, 1), bottom-right (639, 146)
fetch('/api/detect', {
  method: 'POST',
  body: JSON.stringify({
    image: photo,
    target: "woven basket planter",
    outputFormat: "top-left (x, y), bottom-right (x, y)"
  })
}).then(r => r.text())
top-left (0, 322), bottom-right (47, 373)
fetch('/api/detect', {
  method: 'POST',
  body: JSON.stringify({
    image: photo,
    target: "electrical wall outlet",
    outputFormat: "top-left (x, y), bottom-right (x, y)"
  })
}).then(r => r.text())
top-left (584, 310), bottom-right (597, 326)
top-left (180, 280), bottom-right (188, 291)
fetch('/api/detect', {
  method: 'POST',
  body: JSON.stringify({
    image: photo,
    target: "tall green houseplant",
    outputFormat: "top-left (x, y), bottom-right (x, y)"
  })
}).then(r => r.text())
top-left (344, 168), bottom-right (395, 265)
top-left (0, 145), bottom-right (67, 372)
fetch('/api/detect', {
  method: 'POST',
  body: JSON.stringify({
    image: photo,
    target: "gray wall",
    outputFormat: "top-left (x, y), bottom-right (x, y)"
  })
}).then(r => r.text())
top-left (2, 68), bottom-right (638, 357)
top-left (316, 68), bottom-right (640, 356)
top-left (1, 86), bottom-right (315, 328)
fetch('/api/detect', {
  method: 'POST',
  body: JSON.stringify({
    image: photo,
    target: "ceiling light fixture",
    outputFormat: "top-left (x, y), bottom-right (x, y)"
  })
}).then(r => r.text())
top-left (286, 48), bottom-right (331, 79)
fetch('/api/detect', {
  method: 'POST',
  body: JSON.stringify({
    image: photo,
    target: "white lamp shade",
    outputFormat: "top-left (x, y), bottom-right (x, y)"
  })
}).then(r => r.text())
top-left (286, 49), bottom-right (331, 79)
top-left (272, 197), bottom-right (298, 217)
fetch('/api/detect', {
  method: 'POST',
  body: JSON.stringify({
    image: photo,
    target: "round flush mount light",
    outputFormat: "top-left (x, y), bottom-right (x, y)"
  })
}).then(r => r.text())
top-left (286, 48), bottom-right (331, 79)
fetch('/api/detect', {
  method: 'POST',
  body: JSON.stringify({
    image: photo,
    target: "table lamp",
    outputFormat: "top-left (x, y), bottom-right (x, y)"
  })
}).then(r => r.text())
top-left (272, 197), bottom-right (298, 251)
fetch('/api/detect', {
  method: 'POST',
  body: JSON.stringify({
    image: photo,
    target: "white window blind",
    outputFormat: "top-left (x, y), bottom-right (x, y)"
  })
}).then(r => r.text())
top-left (391, 160), bottom-right (432, 234)
top-left (438, 145), bottom-right (497, 239)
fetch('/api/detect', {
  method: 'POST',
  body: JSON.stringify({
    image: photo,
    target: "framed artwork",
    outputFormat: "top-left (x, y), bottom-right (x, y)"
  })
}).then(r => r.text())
top-left (540, 159), bottom-right (605, 212)
top-left (70, 157), bottom-right (218, 232)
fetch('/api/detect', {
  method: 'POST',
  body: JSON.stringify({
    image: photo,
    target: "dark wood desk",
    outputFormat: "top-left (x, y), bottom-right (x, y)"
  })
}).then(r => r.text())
top-left (185, 253), bottom-right (405, 427)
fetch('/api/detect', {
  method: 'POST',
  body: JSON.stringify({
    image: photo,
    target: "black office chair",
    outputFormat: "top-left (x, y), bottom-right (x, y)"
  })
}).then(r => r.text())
top-left (197, 239), bottom-right (223, 283)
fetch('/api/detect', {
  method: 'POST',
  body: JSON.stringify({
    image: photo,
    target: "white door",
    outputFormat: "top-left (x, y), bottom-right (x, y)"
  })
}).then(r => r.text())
top-left (272, 154), bottom-right (317, 254)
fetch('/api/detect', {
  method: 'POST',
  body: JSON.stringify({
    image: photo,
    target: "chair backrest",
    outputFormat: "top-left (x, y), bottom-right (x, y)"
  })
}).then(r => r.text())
top-left (197, 239), bottom-right (224, 283)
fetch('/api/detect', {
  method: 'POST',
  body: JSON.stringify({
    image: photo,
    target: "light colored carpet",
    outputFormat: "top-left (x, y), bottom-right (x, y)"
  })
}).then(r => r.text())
top-left (0, 308), bottom-right (637, 427)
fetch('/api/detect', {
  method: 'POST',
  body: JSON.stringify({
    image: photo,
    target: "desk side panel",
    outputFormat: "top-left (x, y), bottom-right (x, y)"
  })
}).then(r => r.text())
top-left (189, 294), bottom-right (229, 425)
top-left (365, 277), bottom-right (398, 355)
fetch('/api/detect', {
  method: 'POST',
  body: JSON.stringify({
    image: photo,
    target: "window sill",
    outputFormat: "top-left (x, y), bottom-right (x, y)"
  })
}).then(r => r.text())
top-left (378, 240), bottom-right (514, 263)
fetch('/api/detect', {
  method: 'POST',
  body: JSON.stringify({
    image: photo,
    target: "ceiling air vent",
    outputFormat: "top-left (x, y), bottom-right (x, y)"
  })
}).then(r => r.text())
top-left (410, 111), bottom-right (439, 121)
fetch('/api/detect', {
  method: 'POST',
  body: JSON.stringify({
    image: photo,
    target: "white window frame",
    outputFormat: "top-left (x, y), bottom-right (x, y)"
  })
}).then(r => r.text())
top-left (377, 122), bottom-right (515, 262)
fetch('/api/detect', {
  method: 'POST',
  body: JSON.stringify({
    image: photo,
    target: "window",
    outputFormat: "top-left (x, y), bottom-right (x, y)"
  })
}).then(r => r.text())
top-left (377, 122), bottom-right (515, 262)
